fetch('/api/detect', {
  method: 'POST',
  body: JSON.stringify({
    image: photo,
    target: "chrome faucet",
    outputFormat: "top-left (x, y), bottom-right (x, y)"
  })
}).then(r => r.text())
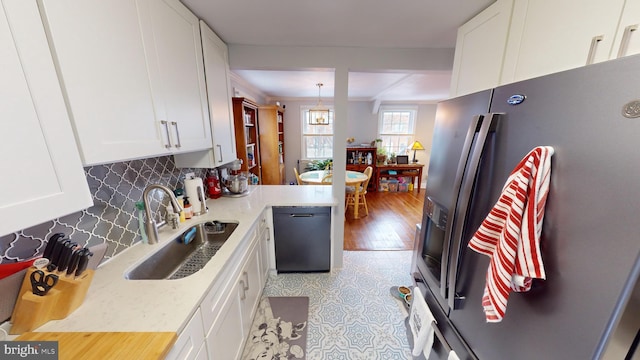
top-left (142, 184), bottom-right (183, 244)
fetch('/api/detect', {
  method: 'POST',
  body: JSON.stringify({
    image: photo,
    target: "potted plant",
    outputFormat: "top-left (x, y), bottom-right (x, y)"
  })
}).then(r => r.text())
top-left (376, 147), bottom-right (387, 165)
top-left (305, 159), bottom-right (333, 171)
top-left (388, 152), bottom-right (396, 164)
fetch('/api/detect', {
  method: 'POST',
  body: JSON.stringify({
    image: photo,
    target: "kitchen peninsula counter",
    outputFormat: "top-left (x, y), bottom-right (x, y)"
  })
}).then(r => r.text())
top-left (15, 185), bottom-right (335, 336)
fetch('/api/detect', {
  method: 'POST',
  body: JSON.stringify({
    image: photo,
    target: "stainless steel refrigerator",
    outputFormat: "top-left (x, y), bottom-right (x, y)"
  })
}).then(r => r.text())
top-left (412, 54), bottom-right (640, 359)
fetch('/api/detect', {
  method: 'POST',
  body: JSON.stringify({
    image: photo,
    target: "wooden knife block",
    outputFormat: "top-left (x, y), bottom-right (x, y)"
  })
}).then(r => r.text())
top-left (10, 267), bottom-right (94, 334)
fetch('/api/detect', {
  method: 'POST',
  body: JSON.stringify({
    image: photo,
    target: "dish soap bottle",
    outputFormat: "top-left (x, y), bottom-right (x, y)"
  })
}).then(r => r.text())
top-left (135, 201), bottom-right (148, 244)
top-left (183, 196), bottom-right (193, 219)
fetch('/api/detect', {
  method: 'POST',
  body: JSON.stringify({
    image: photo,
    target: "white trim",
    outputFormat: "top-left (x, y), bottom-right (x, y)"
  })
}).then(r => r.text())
top-left (377, 106), bottom-right (419, 156)
top-left (377, 105), bottom-right (418, 135)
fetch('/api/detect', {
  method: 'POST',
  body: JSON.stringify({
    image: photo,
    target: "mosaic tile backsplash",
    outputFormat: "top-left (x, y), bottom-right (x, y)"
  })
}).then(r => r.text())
top-left (0, 156), bottom-right (206, 264)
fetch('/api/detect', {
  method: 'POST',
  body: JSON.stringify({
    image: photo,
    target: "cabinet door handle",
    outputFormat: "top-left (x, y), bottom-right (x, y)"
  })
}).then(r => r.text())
top-left (586, 35), bottom-right (604, 65)
top-left (617, 24), bottom-right (638, 58)
top-left (171, 121), bottom-right (181, 148)
top-left (161, 120), bottom-right (172, 148)
top-left (242, 271), bottom-right (249, 290)
top-left (217, 144), bottom-right (223, 162)
top-left (239, 280), bottom-right (246, 300)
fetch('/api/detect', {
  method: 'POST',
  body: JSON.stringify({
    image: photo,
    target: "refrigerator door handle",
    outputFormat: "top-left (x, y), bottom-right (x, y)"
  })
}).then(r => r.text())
top-left (440, 114), bottom-right (484, 301)
top-left (447, 113), bottom-right (501, 311)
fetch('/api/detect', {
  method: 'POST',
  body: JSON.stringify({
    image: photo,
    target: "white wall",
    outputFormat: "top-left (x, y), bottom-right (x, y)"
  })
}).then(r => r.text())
top-left (415, 103), bottom-right (437, 187)
top-left (346, 101), bottom-right (379, 145)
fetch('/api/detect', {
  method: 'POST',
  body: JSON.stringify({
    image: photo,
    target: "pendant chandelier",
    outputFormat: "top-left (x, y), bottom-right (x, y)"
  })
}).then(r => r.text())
top-left (308, 83), bottom-right (330, 125)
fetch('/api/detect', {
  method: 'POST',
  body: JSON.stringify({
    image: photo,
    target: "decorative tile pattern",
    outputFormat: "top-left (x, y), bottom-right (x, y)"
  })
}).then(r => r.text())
top-left (258, 251), bottom-right (413, 360)
top-left (0, 156), bottom-right (206, 264)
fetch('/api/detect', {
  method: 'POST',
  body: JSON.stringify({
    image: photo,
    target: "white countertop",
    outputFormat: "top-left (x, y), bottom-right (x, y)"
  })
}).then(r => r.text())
top-left (31, 185), bottom-right (335, 334)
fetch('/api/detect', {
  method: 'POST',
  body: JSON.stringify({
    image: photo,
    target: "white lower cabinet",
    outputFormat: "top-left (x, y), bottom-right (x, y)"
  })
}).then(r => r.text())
top-left (240, 241), bottom-right (262, 332)
top-left (173, 215), bottom-right (268, 360)
top-left (206, 280), bottom-right (245, 360)
top-left (205, 239), bottom-right (262, 360)
top-left (195, 342), bottom-right (208, 360)
top-left (258, 211), bottom-right (272, 282)
top-left (165, 308), bottom-right (205, 360)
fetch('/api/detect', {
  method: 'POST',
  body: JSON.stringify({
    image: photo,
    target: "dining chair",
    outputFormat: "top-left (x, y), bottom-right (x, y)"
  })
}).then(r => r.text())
top-left (346, 166), bottom-right (373, 216)
top-left (294, 167), bottom-right (304, 185)
top-left (321, 173), bottom-right (333, 184)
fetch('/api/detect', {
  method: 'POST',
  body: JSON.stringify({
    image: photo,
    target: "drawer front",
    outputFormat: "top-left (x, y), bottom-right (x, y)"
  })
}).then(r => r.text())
top-left (200, 223), bottom-right (258, 331)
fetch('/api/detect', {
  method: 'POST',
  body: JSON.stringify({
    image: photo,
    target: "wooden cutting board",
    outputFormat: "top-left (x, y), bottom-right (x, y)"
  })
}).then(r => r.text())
top-left (15, 332), bottom-right (177, 360)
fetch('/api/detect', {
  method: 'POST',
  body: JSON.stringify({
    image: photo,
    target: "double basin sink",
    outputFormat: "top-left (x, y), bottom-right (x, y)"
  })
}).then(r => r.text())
top-left (125, 220), bottom-right (238, 280)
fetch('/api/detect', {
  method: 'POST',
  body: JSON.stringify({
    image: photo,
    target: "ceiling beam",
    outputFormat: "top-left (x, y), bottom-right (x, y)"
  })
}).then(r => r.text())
top-left (369, 73), bottom-right (414, 102)
top-left (372, 99), bottom-right (381, 114)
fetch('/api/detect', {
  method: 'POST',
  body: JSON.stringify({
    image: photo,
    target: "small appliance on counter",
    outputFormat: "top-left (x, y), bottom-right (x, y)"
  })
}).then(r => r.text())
top-left (220, 160), bottom-right (251, 197)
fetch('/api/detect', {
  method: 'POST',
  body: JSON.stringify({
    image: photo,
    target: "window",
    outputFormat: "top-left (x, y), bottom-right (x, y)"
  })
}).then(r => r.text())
top-left (301, 106), bottom-right (334, 159)
top-left (378, 106), bottom-right (417, 156)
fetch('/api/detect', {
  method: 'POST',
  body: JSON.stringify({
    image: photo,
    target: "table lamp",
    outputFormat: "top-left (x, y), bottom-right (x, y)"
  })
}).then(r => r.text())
top-left (410, 141), bottom-right (425, 163)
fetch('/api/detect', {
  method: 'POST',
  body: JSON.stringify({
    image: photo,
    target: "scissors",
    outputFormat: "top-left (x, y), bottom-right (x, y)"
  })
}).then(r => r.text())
top-left (30, 270), bottom-right (59, 296)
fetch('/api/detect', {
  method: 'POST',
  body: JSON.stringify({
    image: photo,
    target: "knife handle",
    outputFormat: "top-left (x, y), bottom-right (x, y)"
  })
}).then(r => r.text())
top-left (75, 249), bottom-right (92, 278)
top-left (43, 233), bottom-right (65, 260)
top-left (56, 242), bottom-right (77, 273)
top-left (66, 249), bottom-right (82, 277)
top-left (47, 238), bottom-right (69, 272)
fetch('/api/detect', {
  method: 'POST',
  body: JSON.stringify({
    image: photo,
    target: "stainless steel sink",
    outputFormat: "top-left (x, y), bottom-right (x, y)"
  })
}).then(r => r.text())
top-left (125, 221), bottom-right (238, 280)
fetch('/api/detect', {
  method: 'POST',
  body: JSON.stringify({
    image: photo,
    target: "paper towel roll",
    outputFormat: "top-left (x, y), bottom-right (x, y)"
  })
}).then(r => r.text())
top-left (184, 177), bottom-right (205, 216)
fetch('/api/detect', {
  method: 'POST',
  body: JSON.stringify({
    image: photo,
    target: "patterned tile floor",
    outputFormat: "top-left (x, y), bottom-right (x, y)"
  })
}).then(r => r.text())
top-left (260, 251), bottom-right (414, 360)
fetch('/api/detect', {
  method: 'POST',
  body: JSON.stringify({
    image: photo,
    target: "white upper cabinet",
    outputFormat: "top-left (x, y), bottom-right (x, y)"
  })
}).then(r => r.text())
top-left (174, 21), bottom-right (237, 169)
top-left (449, 0), bottom-right (514, 97)
top-left (38, 0), bottom-right (210, 166)
top-left (0, 0), bottom-right (92, 236)
top-left (501, 0), bottom-right (627, 83)
top-left (138, 0), bottom-right (211, 153)
top-left (612, 0), bottom-right (640, 59)
top-left (201, 21), bottom-right (237, 167)
top-left (38, 0), bottom-right (160, 165)
top-left (453, 0), bottom-right (640, 94)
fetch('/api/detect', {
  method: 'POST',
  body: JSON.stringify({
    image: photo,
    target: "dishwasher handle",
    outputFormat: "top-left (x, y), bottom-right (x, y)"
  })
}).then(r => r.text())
top-left (290, 214), bottom-right (314, 217)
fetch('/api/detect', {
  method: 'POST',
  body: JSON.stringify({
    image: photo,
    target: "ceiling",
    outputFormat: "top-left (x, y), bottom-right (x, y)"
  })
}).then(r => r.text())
top-left (182, 0), bottom-right (494, 102)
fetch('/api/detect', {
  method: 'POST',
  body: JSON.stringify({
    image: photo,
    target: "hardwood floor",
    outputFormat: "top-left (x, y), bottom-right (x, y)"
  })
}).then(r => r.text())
top-left (344, 189), bottom-right (425, 251)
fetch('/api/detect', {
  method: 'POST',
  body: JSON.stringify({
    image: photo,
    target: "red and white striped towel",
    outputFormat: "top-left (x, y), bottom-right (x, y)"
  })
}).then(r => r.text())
top-left (468, 146), bottom-right (554, 322)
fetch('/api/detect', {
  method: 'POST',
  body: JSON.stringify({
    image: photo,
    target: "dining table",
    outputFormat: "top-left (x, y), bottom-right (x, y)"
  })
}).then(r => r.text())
top-left (299, 170), bottom-right (369, 218)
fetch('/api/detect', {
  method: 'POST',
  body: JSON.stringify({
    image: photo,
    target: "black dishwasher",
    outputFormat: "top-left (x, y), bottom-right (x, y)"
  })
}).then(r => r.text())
top-left (272, 206), bottom-right (331, 272)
